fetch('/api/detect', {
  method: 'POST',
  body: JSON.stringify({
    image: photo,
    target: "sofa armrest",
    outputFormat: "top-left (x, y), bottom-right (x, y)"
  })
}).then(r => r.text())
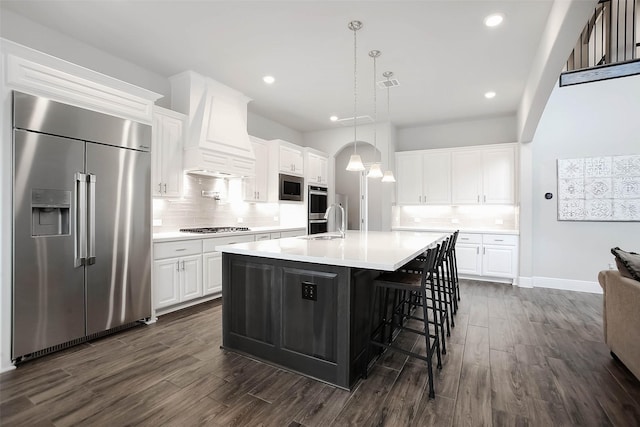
top-left (598, 269), bottom-right (640, 380)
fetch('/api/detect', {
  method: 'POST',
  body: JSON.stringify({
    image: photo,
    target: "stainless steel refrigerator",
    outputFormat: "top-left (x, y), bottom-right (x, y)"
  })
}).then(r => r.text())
top-left (12, 91), bottom-right (152, 361)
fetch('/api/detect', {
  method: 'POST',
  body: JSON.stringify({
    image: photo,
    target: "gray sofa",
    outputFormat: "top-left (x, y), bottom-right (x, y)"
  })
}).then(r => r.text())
top-left (598, 270), bottom-right (640, 380)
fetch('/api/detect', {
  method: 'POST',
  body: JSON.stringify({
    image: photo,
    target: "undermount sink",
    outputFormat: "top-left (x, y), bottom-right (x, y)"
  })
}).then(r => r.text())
top-left (300, 234), bottom-right (343, 240)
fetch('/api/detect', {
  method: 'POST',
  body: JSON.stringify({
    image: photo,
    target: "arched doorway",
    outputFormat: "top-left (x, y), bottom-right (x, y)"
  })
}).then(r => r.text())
top-left (334, 142), bottom-right (382, 231)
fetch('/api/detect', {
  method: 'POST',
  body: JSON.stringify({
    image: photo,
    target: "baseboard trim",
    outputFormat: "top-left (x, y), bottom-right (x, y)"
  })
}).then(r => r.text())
top-left (0, 364), bottom-right (16, 373)
top-left (517, 276), bottom-right (533, 288)
top-left (532, 276), bottom-right (602, 294)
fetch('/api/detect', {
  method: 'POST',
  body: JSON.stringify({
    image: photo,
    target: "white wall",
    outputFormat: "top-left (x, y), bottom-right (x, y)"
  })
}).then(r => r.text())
top-left (397, 114), bottom-right (517, 151)
top-left (247, 111), bottom-right (303, 145)
top-left (526, 75), bottom-right (640, 290)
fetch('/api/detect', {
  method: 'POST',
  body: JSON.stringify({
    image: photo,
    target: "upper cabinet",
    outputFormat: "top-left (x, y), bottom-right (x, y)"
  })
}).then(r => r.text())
top-left (451, 145), bottom-right (516, 205)
top-left (396, 151), bottom-right (451, 205)
top-left (396, 143), bottom-right (517, 206)
top-left (243, 136), bottom-right (269, 202)
top-left (272, 140), bottom-right (304, 176)
top-left (305, 149), bottom-right (329, 186)
top-left (152, 106), bottom-right (186, 197)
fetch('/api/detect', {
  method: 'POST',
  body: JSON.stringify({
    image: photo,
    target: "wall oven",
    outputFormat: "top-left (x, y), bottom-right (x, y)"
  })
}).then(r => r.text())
top-left (308, 185), bottom-right (328, 234)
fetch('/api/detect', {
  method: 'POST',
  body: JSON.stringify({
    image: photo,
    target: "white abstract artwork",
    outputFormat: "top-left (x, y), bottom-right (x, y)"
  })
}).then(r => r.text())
top-left (557, 155), bottom-right (640, 221)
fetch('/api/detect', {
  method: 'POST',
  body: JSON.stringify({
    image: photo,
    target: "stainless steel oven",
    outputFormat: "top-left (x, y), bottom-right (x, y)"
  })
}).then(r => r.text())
top-left (308, 185), bottom-right (328, 234)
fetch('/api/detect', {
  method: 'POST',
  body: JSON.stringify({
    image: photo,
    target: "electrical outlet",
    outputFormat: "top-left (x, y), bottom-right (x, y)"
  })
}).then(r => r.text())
top-left (301, 282), bottom-right (317, 301)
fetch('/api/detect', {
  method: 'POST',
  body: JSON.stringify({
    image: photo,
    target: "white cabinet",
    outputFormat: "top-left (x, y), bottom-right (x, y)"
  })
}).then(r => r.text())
top-left (481, 234), bottom-right (519, 278)
top-left (152, 106), bottom-right (185, 197)
top-left (203, 252), bottom-right (222, 296)
top-left (456, 233), bottom-right (518, 280)
top-left (243, 136), bottom-right (269, 202)
top-left (306, 149), bottom-right (328, 186)
top-left (451, 146), bottom-right (515, 205)
top-left (455, 233), bottom-right (483, 276)
top-left (280, 229), bottom-right (306, 238)
top-left (153, 240), bottom-right (203, 309)
top-left (202, 234), bottom-right (255, 296)
top-left (271, 140), bottom-right (304, 176)
top-left (396, 151), bottom-right (451, 205)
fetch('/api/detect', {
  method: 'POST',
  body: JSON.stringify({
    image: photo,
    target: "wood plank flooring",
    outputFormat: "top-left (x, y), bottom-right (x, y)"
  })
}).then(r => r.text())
top-left (2, 279), bottom-right (640, 426)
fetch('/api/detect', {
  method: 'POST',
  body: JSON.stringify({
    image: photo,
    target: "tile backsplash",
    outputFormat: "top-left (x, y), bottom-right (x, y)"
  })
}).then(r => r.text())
top-left (392, 204), bottom-right (518, 230)
top-left (153, 174), bottom-right (306, 232)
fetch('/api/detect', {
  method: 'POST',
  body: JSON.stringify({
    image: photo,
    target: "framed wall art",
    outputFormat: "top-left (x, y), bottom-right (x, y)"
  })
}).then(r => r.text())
top-left (557, 154), bottom-right (640, 221)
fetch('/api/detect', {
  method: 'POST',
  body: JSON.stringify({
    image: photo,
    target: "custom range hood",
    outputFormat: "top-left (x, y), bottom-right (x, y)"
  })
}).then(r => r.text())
top-left (170, 71), bottom-right (255, 178)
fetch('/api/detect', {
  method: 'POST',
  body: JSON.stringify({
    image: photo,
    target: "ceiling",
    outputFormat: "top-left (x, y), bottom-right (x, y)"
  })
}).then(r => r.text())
top-left (0, 1), bottom-right (564, 133)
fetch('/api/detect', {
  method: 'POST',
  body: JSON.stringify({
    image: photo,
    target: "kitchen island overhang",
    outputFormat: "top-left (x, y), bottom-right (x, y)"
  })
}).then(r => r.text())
top-left (217, 230), bottom-right (446, 390)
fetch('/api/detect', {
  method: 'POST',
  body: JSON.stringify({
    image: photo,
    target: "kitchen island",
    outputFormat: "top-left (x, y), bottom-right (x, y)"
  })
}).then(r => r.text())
top-left (217, 230), bottom-right (446, 389)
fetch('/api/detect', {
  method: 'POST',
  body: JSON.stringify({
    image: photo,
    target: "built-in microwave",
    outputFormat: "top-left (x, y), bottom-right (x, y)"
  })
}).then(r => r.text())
top-left (279, 173), bottom-right (304, 201)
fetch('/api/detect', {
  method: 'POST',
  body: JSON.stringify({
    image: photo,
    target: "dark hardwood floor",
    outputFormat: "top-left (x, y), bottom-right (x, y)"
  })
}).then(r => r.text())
top-left (2, 279), bottom-right (640, 426)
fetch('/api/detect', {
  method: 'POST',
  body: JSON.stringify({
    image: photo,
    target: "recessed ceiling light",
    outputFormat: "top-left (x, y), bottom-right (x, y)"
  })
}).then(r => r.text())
top-left (330, 115), bottom-right (338, 122)
top-left (485, 91), bottom-right (497, 99)
top-left (263, 75), bottom-right (275, 84)
top-left (484, 13), bottom-right (504, 27)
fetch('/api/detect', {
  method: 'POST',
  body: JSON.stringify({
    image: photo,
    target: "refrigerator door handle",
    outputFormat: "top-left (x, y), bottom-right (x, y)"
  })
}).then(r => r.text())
top-left (87, 174), bottom-right (97, 265)
top-left (75, 172), bottom-right (87, 267)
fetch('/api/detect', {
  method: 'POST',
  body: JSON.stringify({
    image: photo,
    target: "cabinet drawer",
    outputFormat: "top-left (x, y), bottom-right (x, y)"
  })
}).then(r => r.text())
top-left (483, 234), bottom-right (518, 246)
top-left (154, 240), bottom-right (201, 259)
top-left (203, 234), bottom-right (255, 252)
top-left (456, 233), bottom-right (482, 244)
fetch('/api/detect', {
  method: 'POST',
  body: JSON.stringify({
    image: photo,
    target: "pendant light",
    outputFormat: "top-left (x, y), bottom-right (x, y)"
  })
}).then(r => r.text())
top-left (345, 20), bottom-right (365, 172)
top-left (381, 71), bottom-right (396, 183)
top-left (367, 49), bottom-right (383, 179)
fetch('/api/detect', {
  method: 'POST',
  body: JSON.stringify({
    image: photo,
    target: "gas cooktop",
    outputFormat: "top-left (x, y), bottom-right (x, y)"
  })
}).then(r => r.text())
top-left (179, 226), bottom-right (250, 234)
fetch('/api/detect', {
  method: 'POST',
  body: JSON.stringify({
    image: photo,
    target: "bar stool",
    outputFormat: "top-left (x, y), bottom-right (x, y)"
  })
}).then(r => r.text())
top-left (364, 246), bottom-right (442, 399)
top-left (401, 240), bottom-right (451, 352)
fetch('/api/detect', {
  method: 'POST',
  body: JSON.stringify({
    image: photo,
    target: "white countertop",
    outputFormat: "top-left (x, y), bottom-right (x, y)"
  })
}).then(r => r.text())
top-left (153, 226), bottom-right (306, 242)
top-left (216, 230), bottom-right (448, 271)
top-left (392, 226), bottom-right (519, 235)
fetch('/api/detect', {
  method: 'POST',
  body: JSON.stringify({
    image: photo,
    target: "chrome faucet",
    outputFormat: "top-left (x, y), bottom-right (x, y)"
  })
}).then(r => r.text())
top-left (324, 203), bottom-right (346, 238)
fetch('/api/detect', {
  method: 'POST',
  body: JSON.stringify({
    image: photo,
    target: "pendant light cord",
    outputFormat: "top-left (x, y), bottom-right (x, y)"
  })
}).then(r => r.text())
top-left (353, 25), bottom-right (358, 154)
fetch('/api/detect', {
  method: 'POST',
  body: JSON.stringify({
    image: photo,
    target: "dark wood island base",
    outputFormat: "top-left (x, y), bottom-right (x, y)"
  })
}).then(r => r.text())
top-left (222, 253), bottom-right (380, 390)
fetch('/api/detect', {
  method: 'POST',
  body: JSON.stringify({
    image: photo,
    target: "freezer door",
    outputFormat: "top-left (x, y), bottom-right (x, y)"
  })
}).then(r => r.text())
top-left (13, 129), bottom-right (86, 359)
top-left (85, 143), bottom-right (151, 335)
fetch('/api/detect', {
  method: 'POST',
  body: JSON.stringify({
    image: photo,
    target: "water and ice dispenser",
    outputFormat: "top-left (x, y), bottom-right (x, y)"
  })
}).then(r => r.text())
top-left (31, 189), bottom-right (71, 236)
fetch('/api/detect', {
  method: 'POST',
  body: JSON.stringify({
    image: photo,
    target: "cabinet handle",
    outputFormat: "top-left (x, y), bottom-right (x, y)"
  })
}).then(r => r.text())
top-left (483, 195), bottom-right (486, 203)
top-left (257, 191), bottom-right (260, 199)
top-left (483, 247), bottom-right (486, 255)
top-left (181, 260), bottom-right (185, 271)
top-left (176, 261), bottom-right (180, 272)
top-left (175, 248), bottom-right (186, 252)
top-left (495, 239), bottom-right (504, 242)
top-left (164, 183), bottom-right (167, 193)
top-left (418, 195), bottom-right (421, 203)
top-left (477, 195), bottom-right (480, 203)
top-left (158, 183), bottom-right (162, 193)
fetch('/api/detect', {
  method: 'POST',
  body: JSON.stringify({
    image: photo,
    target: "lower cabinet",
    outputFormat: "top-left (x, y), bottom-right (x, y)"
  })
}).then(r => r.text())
top-left (456, 233), bottom-right (518, 280)
top-left (154, 229), bottom-right (307, 313)
top-left (203, 252), bottom-right (222, 295)
top-left (153, 240), bottom-right (203, 309)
